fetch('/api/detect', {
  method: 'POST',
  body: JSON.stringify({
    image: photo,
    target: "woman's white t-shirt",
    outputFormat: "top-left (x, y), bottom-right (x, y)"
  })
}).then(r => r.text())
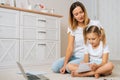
top-left (85, 41), bottom-right (110, 64)
top-left (67, 27), bottom-right (85, 59)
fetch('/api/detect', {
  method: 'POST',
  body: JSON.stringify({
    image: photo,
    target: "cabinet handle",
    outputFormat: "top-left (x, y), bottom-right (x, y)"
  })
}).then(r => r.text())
top-left (38, 19), bottom-right (46, 22)
top-left (38, 31), bottom-right (46, 33)
top-left (38, 44), bottom-right (46, 46)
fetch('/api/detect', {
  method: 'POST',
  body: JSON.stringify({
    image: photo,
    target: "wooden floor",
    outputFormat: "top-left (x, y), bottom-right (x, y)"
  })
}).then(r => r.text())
top-left (0, 60), bottom-right (120, 80)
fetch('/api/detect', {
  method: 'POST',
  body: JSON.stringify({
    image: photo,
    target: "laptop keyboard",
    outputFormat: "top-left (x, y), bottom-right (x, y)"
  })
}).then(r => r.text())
top-left (27, 74), bottom-right (49, 80)
top-left (27, 74), bottom-right (40, 80)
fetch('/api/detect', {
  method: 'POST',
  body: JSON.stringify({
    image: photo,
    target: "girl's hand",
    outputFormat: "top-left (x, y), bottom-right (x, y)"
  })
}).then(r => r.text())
top-left (60, 66), bottom-right (66, 74)
top-left (90, 63), bottom-right (98, 71)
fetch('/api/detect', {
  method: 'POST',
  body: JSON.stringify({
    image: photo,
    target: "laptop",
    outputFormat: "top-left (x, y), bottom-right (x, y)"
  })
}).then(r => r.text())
top-left (16, 62), bottom-right (49, 80)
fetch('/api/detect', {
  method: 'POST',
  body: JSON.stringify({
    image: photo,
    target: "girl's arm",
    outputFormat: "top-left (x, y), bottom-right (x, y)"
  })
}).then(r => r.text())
top-left (60, 33), bottom-right (74, 73)
top-left (95, 53), bottom-right (109, 69)
top-left (102, 53), bottom-right (109, 64)
top-left (84, 54), bottom-right (89, 63)
top-left (99, 53), bottom-right (109, 66)
top-left (91, 53), bottom-right (109, 71)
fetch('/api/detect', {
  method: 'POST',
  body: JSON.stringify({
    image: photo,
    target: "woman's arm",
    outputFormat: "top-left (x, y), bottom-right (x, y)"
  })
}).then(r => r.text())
top-left (60, 33), bottom-right (74, 73)
top-left (64, 33), bottom-right (74, 66)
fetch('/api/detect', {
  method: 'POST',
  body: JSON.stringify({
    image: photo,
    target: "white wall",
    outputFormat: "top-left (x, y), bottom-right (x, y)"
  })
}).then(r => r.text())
top-left (98, 0), bottom-right (120, 60)
top-left (78, 0), bottom-right (97, 20)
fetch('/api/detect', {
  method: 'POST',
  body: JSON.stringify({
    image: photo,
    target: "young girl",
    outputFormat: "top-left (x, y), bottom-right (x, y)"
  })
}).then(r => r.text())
top-left (68, 22), bottom-right (114, 78)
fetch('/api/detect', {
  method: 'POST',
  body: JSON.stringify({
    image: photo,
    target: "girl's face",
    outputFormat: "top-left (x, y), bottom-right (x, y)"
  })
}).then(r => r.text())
top-left (72, 6), bottom-right (85, 23)
top-left (86, 33), bottom-right (101, 48)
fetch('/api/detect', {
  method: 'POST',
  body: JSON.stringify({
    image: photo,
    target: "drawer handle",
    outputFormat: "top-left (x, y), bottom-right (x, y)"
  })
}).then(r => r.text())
top-left (38, 31), bottom-right (46, 33)
top-left (38, 19), bottom-right (46, 22)
top-left (38, 44), bottom-right (46, 46)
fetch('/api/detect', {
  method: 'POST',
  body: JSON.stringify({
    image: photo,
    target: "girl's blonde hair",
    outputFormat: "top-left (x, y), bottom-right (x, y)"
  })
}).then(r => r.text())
top-left (69, 1), bottom-right (89, 30)
top-left (83, 25), bottom-right (106, 46)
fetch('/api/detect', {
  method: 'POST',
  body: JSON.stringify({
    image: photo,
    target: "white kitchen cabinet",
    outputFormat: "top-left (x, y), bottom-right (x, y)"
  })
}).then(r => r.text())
top-left (0, 6), bottom-right (61, 68)
top-left (20, 12), bottom-right (60, 65)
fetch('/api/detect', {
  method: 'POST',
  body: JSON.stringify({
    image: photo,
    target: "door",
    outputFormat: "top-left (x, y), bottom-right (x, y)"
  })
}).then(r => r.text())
top-left (0, 39), bottom-right (19, 68)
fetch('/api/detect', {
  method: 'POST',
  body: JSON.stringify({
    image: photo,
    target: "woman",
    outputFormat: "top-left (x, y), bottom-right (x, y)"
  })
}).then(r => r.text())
top-left (52, 1), bottom-right (92, 74)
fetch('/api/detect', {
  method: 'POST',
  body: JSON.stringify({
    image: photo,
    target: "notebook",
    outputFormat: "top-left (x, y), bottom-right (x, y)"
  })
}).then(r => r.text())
top-left (76, 63), bottom-right (91, 73)
top-left (16, 62), bottom-right (49, 80)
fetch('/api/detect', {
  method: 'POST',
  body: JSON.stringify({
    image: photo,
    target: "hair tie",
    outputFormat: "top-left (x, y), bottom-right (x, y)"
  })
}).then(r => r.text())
top-left (86, 20), bottom-right (103, 31)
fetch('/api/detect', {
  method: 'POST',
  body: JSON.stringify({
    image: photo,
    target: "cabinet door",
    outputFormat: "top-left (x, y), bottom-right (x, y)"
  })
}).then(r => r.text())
top-left (37, 41), bottom-right (59, 64)
top-left (0, 8), bottom-right (19, 27)
top-left (37, 40), bottom-right (47, 64)
top-left (20, 40), bottom-right (38, 65)
top-left (0, 8), bottom-right (19, 38)
top-left (0, 39), bottom-right (19, 68)
top-left (45, 41), bottom-right (60, 64)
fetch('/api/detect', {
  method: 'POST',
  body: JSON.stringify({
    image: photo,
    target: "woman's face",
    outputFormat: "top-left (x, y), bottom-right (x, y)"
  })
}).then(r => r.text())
top-left (86, 33), bottom-right (101, 48)
top-left (72, 6), bottom-right (85, 23)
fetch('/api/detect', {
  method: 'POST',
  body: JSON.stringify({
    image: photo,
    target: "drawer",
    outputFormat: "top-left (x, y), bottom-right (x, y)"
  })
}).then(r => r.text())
top-left (46, 17), bottom-right (57, 29)
top-left (20, 12), bottom-right (47, 28)
top-left (0, 8), bottom-right (19, 27)
top-left (20, 12), bottom-right (37, 27)
top-left (21, 28), bottom-right (36, 39)
top-left (37, 17), bottom-right (46, 28)
top-left (46, 29), bottom-right (59, 40)
top-left (0, 26), bottom-right (19, 38)
top-left (37, 28), bottom-right (46, 39)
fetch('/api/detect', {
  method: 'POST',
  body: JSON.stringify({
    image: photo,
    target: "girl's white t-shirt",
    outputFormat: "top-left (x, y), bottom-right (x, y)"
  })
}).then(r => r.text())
top-left (85, 41), bottom-right (110, 64)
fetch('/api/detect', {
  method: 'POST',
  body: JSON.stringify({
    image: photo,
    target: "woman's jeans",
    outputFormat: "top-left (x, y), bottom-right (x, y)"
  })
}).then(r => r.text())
top-left (51, 56), bottom-right (83, 73)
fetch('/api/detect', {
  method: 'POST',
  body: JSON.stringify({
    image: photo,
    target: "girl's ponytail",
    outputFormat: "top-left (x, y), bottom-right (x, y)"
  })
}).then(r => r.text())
top-left (100, 28), bottom-right (106, 46)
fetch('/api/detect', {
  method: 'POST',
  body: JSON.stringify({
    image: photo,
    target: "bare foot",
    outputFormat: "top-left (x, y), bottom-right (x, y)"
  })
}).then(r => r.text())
top-left (71, 71), bottom-right (82, 77)
top-left (95, 73), bottom-right (100, 79)
top-left (71, 71), bottom-right (78, 77)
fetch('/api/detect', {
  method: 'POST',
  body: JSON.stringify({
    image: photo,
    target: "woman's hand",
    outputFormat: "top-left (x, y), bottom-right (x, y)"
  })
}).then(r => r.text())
top-left (60, 66), bottom-right (66, 74)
